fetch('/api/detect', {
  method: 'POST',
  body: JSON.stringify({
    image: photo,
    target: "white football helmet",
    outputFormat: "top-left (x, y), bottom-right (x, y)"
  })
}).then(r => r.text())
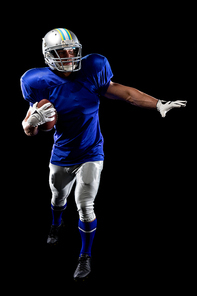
top-left (42, 28), bottom-right (82, 72)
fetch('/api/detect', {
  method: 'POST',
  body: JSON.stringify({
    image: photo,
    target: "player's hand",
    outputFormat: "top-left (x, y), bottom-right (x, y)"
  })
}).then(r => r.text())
top-left (156, 100), bottom-right (187, 118)
top-left (27, 102), bottom-right (56, 127)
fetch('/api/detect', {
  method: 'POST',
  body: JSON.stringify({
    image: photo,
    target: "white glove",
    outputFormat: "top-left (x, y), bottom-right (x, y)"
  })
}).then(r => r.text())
top-left (27, 102), bottom-right (56, 127)
top-left (156, 100), bottom-right (187, 118)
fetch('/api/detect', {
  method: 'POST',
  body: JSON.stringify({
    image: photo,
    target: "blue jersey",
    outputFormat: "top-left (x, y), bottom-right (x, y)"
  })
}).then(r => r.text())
top-left (21, 54), bottom-right (113, 166)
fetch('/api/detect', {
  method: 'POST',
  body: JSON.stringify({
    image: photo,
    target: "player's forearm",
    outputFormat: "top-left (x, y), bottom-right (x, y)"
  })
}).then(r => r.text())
top-left (105, 82), bottom-right (158, 109)
top-left (121, 86), bottom-right (158, 109)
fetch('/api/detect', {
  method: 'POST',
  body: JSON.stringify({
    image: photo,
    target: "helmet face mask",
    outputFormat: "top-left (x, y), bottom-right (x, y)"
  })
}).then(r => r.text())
top-left (42, 29), bottom-right (82, 72)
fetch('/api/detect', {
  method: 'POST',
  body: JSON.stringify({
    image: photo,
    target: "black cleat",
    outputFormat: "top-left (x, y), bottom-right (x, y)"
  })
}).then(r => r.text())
top-left (73, 254), bottom-right (91, 282)
top-left (47, 220), bottom-right (65, 246)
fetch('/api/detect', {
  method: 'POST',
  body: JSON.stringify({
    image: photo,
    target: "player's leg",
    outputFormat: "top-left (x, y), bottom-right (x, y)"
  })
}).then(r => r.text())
top-left (47, 163), bottom-right (78, 245)
top-left (73, 161), bottom-right (103, 280)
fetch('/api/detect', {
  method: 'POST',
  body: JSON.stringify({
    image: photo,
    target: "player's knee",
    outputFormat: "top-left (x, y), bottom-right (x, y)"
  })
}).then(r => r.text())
top-left (81, 163), bottom-right (96, 184)
top-left (81, 162), bottom-right (103, 185)
top-left (78, 205), bottom-right (96, 222)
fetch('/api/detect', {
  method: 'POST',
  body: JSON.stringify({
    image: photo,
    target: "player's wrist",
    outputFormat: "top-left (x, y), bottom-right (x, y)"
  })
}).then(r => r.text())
top-left (27, 110), bottom-right (46, 127)
top-left (156, 100), bottom-right (162, 112)
top-left (156, 100), bottom-right (167, 117)
top-left (27, 113), bottom-right (40, 127)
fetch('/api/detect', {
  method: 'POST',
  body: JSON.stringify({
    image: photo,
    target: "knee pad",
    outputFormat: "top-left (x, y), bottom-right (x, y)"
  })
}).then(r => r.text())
top-left (81, 162), bottom-right (101, 185)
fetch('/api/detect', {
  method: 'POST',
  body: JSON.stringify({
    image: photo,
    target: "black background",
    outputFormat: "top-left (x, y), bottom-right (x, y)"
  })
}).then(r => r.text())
top-left (5, 2), bottom-right (196, 292)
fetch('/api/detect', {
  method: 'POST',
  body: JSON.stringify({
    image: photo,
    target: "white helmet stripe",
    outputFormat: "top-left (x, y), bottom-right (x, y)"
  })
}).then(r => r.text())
top-left (55, 28), bottom-right (72, 41)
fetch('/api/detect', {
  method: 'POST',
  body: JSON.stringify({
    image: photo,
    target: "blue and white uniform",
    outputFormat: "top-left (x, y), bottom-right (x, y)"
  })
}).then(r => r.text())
top-left (21, 52), bottom-right (113, 256)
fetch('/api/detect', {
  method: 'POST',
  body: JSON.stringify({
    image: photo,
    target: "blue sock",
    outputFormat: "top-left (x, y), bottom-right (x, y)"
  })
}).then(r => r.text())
top-left (51, 203), bottom-right (67, 226)
top-left (78, 219), bottom-right (97, 257)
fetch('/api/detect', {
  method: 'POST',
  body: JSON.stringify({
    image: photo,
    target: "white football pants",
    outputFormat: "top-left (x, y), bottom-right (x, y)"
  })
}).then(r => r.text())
top-left (49, 161), bottom-right (103, 222)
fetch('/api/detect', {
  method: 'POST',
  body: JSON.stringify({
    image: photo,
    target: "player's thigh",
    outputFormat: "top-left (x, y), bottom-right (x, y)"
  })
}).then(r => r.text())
top-left (74, 161), bottom-right (103, 205)
top-left (49, 163), bottom-right (76, 200)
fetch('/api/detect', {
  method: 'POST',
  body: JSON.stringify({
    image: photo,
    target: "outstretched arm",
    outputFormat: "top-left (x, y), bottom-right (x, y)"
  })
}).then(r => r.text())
top-left (105, 82), bottom-right (158, 108)
top-left (105, 81), bottom-right (187, 117)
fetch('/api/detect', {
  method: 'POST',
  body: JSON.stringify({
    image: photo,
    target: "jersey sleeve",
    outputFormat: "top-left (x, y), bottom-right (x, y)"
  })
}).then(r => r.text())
top-left (93, 55), bottom-right (113, 96)
top-left (20, 78), bottom-right (37, 106)
top-left (20, 69), bottom-right (49, 106)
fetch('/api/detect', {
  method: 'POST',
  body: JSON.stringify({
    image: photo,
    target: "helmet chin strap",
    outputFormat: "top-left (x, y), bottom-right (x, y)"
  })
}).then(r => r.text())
top-left (62, 64), bottom-right (77, 71)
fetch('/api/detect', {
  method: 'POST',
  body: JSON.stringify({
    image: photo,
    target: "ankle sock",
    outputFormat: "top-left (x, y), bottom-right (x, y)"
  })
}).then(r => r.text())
top-left (51, 203), bottom-right (67, 226)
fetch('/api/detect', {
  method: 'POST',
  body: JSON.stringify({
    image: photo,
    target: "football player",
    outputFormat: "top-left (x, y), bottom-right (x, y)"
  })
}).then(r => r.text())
top-left (21, 28), bottom-right (187, 281)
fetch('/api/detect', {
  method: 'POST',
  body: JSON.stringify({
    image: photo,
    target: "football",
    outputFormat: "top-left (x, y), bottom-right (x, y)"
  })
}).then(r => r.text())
top-left (37, 99), bottom-right (58, 131)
